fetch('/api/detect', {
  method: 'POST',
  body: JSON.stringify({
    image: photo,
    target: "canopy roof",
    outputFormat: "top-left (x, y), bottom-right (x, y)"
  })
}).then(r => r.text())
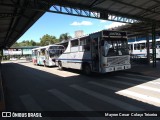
top-left (1, 0), bottom-right (160, 48)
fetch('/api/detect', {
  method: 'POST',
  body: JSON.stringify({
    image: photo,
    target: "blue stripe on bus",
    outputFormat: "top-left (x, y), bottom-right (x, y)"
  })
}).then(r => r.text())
top-left (55, 58), bottom-right (92, 62)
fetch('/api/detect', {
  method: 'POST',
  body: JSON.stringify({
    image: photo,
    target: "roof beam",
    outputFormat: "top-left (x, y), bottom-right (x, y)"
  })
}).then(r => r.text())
top-left (1, 0), bottom-right (159, 23)
top-left (4, 0), bottom-right (20, 47)
top-left (152, 0), bottom-right (160, 4)
top-left (89, 0), bottom-right (106, 7)
top-left (47, 0), bottom-right (160, 23)
top-left (110, 0), bottom-right (160, 15)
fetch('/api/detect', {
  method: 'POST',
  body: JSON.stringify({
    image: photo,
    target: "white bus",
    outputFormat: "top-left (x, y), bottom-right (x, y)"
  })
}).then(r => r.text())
top-left (128, 39), bottom-right (160, 58)
top-left (32, 45), bottom-right (64, 66)
top-left (56, 30), bottom-right (131, 74)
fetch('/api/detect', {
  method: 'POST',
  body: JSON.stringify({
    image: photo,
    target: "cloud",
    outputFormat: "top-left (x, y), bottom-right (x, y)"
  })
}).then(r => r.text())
top-left (105, 22), bottom-right (126, 29)
top-left (100, 20), bottom-right (107, 23)
top-left (70, 21), bottom-right (93, 26)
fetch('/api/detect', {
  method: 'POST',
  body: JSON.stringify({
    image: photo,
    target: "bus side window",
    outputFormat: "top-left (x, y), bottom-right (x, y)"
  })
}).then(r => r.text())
top-left (134, 44), bottom-right (138, 50)
top-left (84, 38), bottom-right (90, 51)
top-left (84, 45), bottom-right (90, 51)
top-left (71, 39), bottom-right (78, 47)
top-left (79, 37), bottom-right (90, 51)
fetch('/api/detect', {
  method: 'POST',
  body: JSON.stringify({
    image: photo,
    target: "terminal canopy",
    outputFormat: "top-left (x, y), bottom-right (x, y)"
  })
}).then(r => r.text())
top-left (1, 0), bottom-right (160, 48)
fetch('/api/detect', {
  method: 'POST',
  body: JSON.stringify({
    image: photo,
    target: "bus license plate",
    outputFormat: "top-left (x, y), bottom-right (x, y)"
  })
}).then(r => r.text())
top-left (115, 66), bottom-right (123, 70)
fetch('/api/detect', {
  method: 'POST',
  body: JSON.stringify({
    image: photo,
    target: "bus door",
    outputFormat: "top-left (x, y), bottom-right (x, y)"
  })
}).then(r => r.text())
top-left (37, 51), bottom-right (40, 64)
top-left (91, 37), bottom-right (100, 72)
top-left (45, 50), bottom-right (49, 64)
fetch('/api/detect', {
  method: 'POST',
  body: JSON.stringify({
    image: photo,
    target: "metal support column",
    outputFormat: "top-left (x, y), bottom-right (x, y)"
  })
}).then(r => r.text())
top-left (21, 48), bottom-right (23, 56)
top-left (152, 23), bottom-right (156, 67)
top-left (146, 34), bottom-right (150, 64)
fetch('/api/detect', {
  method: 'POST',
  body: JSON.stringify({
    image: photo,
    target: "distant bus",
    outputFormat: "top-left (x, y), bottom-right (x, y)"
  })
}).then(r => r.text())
top-left (56, 30), bottom-right (131, 74)
top-left (128, 39), bottom-right (160, 58)
top-left (32, 45), bottom-right (64, 66)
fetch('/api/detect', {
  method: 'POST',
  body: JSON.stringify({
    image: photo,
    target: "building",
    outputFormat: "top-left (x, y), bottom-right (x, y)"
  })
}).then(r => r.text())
top-left (2, 46), bottom-right (39, 60)
top-left (75, 30), bottom-right (84, 38)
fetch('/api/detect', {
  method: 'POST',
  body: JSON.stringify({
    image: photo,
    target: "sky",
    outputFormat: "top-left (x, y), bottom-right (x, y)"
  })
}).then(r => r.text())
top-left (17, 11), bottom-right (125, 43)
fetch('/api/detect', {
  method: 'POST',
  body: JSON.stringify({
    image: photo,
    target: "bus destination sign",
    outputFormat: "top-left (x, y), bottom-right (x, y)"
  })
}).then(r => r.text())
top-left (103, 31), bottom-right (127, 37)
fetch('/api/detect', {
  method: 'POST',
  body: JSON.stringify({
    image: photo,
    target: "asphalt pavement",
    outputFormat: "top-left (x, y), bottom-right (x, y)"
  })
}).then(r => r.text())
top-left (0, 61), bottom-right (160, 120)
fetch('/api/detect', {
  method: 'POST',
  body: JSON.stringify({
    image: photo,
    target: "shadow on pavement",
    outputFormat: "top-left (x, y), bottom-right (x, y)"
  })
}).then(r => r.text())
top-left (1, 62), bottom-right (160, 114)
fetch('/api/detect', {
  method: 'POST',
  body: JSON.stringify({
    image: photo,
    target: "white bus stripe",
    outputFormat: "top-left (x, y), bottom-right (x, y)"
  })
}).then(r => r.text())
top-left (48, 89), bottom-right (107, 120)
top-left (70, 84), bottom-right (144, 111)
top-left (20, 94), bottom-right (51, 120)
top-left (116, 90), bottom-right (160, 107)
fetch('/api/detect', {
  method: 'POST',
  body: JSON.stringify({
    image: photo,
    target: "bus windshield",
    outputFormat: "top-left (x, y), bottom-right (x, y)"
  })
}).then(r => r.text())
top-left (49, 46), bottom-right (64, 58)
top-left (102, 38), bottom-right (129, 57)
top-left (32, 50), bottom-right (37, 56)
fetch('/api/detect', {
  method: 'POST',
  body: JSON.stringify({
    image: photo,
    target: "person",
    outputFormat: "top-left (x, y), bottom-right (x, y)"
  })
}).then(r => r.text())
top-left (93, 46), bottom-right (99, 71)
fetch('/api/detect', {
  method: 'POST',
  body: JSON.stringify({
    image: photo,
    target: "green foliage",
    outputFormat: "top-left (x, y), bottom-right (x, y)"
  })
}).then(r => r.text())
top-left (40, 34), bottom-right (59, 46)
top-left (11, 42), bottom-right (20, 47)
top-left (11, 33), bottom-right (72, 47)
top-left (59, 33), bottom-right (72, 42)
top-left (11, 40), bottom-right (38, 47)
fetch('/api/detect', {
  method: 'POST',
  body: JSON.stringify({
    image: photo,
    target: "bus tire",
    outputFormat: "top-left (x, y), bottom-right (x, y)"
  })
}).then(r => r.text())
top-left (83, 64), bottom-right (91, 75)
top-left (58, 62), bottom-right (63, 70)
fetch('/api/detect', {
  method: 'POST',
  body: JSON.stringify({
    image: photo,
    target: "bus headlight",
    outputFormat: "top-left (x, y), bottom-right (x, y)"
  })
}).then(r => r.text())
top-left (102, 64), bottom-right (106, 67)
top-left (102, 63), bottom-right (110, 67)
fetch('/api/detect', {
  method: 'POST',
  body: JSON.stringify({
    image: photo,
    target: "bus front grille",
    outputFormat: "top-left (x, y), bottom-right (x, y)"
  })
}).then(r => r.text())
top-left (107, 56), bottom-right (129, 66)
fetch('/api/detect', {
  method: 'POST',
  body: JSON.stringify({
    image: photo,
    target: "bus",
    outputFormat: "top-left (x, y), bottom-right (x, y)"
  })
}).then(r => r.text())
top-left (56, 30), bottom-right (131, 74)
top-left (128, 39), bottom-right (160, 58)
top-left (32, 44), bottom-right (64, 66)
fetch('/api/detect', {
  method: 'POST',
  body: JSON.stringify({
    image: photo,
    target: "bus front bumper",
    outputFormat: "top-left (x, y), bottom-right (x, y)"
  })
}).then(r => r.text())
top-left (102, 64), bottom-right (131, 73)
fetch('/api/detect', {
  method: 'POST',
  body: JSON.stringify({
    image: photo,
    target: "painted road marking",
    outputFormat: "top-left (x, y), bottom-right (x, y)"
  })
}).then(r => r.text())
top-left (48, 89), bottom-right (107, 120)
top-left (88, 81), bottom-right (119, 91)
top-left (70, 84), bottom-right (144, 111)
top-left (116, 90), bottom-right (160, 107)
top-left (20, 94), bottom-right (51, 120)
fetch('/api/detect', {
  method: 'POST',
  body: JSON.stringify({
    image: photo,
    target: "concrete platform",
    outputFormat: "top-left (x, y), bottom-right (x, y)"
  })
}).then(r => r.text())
top-left (125, 60), bottom-right (160, 78)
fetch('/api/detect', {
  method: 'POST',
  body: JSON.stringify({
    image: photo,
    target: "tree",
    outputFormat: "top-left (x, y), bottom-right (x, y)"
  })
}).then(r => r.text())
top-left (40, 34), bottom-right (58, 46)
top-left (30, 40), bottom-right (37, 46)
top-left (59, 33), bottom-right (72, 42)
top-left (11, 40), bottom-right (38, 47)
top-left (11, 42), bottom-right (20, 47)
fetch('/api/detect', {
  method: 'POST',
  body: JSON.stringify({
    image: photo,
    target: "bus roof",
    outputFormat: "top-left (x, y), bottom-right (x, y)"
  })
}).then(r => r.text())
top-left (128, 39), bottom-right (160, 44)
top-left (32, 44), bottom-right (64, 51)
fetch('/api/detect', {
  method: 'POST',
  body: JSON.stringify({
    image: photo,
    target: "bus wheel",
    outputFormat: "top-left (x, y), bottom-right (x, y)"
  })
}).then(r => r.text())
top-left (58, 62), bottom-right (63, 70)
top-left (83, 64), bottom-right (91, 75)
